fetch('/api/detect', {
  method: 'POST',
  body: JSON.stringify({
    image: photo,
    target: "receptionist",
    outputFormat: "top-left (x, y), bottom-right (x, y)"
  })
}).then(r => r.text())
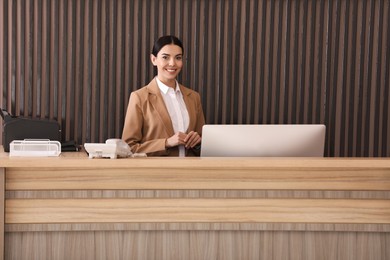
top-left (122, 35), bottom-right (205, 156)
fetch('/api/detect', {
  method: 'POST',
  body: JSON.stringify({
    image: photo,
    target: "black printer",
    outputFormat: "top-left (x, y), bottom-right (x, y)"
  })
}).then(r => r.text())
top-left (0, 109), bottom-right (61, 152)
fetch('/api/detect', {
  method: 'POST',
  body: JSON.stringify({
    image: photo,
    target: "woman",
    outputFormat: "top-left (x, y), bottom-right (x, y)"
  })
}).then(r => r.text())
top-left (122, 35), bottom-right (205, 156)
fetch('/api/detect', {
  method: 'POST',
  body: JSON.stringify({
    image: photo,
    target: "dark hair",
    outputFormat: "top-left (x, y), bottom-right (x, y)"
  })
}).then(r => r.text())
top-left (151, 35), bottom-right (184, 56)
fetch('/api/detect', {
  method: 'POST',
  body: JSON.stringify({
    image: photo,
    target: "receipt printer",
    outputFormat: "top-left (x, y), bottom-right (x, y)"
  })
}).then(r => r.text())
top-left (0, 109), bottom-right (61, 152)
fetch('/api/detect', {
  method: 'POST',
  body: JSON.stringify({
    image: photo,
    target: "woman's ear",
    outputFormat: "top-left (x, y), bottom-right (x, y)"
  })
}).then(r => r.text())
top-left (150, 54), bottom-right (157, 65)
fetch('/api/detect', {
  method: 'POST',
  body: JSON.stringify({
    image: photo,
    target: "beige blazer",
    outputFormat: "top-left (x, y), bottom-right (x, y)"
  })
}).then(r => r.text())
top-left (122, 78), bottom-right (205, 156)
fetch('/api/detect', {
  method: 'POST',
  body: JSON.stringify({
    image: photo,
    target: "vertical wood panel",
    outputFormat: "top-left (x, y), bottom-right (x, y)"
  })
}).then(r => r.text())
top-left (49, 0), bottom-right (56, 119)
top-left (15, 0), bottom-right (21, 115)
top-left (384, 0), bottom-right (390, 157)
top-left (32, 0), bottom-right (38, 117)
top-left (58, 0), bottom-right (65, 131)
top-left (0, 0), bottom-right (3, 130)
top-left (5, 230), bottom-right (390, 260)
top-left (0, 0), bottom-right (389, 156)
top-left (41, 0), bottom-right (48, 118)
top-left (0, 168), bottom-right (4, 260)
top-left (82, 0), bottom-right (90, 142)
top-left (6, 0), bottom-right (13, 113)
top-left (22, 0), bottom-right (28, 116)
top-left (98, 0), bottom-right (106, 142)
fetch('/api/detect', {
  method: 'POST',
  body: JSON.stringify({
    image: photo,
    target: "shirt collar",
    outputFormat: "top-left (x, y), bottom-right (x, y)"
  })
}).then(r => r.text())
top-left (156, 77), bottom-right (180, 94)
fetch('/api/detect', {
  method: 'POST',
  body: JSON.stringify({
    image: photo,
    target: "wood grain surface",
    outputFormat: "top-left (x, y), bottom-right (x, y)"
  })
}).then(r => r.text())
top-left (6, 198), bottom-right (390, 224)
top-left (1, 152), bottom-right (390, 260)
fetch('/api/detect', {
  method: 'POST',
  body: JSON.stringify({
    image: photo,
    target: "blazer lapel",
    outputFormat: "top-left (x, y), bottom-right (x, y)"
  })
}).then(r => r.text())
top-left (180, 85), bottom-right (196, 132)
top-left (147, 79), bottom-right (175, 136)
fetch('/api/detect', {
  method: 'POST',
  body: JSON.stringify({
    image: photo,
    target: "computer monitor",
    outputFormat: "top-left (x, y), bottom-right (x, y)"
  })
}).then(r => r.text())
top-left (200, 124), bottom-right (326, 157)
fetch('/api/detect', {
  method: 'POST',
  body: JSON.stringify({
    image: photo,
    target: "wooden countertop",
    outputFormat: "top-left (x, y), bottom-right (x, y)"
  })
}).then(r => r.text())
top-left (2, 148), bottom-right (390, 227)
top-left (1, 150), bottom-right (390, 169)
top-left (1, 149), bottom-right (390, 191)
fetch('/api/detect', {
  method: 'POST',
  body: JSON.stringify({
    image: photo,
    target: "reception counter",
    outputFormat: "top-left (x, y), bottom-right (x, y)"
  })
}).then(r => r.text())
top-left (0, 151), bottom-right (389, 259)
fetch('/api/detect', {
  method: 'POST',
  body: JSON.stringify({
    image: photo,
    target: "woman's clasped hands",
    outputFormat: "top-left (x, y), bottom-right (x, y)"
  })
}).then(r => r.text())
top-left (165, 131), bottom-right (201, 149)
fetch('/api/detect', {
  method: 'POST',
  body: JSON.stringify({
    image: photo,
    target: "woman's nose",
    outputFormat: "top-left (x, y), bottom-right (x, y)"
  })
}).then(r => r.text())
top-left (168, 58), bottom-right (175, 66)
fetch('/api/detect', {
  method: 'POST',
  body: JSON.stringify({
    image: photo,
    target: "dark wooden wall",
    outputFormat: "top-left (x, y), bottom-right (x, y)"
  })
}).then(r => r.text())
top-left (1, 0), bottom-right (389, 156)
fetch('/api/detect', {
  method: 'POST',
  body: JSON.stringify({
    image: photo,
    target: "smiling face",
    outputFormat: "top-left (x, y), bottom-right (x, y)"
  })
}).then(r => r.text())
top-left (150, 44), bottom-right (183, 87)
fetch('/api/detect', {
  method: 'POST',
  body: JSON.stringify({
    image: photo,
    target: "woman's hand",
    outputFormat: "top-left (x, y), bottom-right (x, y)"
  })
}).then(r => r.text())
top-left (165, 132), bottom-right (188, 148)
top-left (184, 131), bottom-right (201, 148)
top-left (165, 131), bottom-right (201, 148)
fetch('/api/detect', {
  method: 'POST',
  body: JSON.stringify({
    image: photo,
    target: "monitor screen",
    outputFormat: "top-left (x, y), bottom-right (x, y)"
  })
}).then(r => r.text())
top-left (200, 124), bottom-right (326, 157)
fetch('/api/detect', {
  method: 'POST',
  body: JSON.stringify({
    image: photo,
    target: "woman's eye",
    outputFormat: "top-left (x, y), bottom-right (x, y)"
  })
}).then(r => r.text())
top-left (176, 56), bottom-right (182, 60)
top-left (162, 56), bottom-right (168, 60)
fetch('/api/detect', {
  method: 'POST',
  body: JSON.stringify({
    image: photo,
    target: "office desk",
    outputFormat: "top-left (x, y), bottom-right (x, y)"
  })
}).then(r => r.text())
top-left (0, 151), bottom-right (389, 259)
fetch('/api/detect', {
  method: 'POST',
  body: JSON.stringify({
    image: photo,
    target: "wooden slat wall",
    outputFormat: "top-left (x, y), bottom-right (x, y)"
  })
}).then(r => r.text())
top-left (0, 0), bottom-right (389, 157)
